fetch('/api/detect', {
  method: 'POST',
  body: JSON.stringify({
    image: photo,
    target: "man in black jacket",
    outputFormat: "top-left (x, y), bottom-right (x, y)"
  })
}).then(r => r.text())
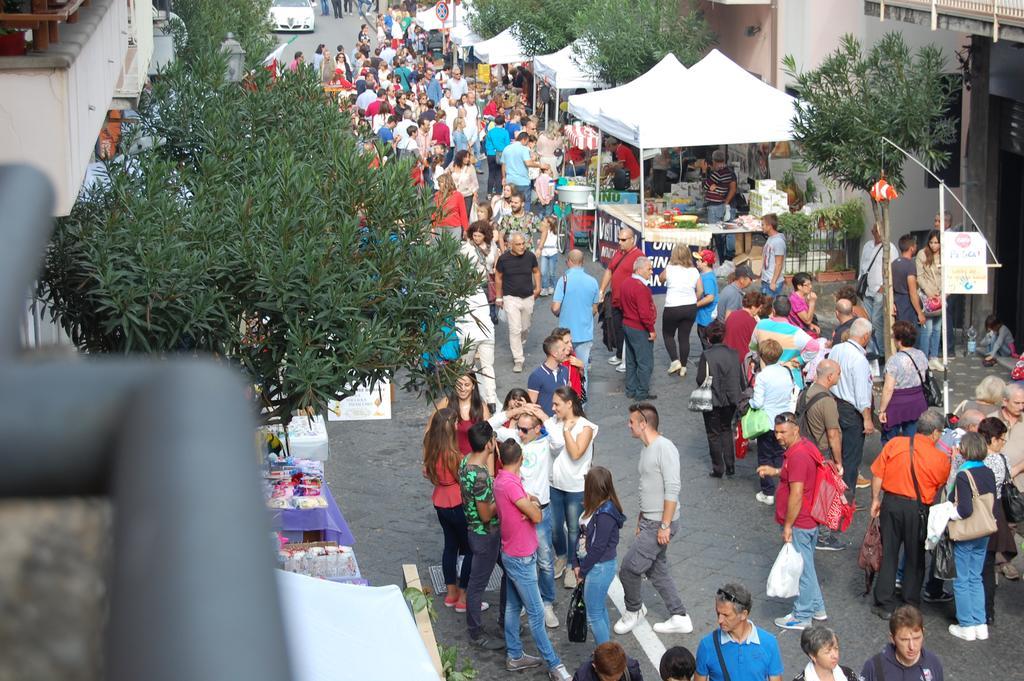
top-left (696, 321), bottom-right (746, 478)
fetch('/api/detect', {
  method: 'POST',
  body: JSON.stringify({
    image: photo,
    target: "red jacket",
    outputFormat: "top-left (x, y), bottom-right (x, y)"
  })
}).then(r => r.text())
top-left (619, 276), bottom-right (656, 333)
top-left (433, 191), bottom-right (468, 230)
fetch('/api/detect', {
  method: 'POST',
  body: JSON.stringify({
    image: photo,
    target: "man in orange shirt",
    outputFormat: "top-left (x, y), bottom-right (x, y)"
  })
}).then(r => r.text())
top-left (868, 409), bottom-right (951, 619)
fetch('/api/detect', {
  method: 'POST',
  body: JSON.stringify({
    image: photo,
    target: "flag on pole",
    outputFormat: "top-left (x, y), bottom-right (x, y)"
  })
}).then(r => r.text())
top-left (262, 36), bottom-right (298, 79)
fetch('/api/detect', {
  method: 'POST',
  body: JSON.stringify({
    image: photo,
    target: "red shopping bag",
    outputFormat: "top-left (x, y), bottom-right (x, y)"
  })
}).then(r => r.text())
top-left (810, 462), bottom-right (853, 532)
top-left (734, 421), bottom-right (749, 460)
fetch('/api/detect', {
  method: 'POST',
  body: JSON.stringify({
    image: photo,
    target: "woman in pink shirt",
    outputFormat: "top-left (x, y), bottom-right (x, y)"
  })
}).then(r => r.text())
top-left (423, 407), bottom-right (474, 610)
top-left (788, 272), bottom-right (821, 336)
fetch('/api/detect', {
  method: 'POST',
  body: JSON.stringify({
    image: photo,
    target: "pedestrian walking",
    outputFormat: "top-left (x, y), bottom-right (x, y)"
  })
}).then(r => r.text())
top-left (791, 626), bottom-right (857, 681)
top-left (527, 333), bottom-right (570, 416)
top-left (660, 647), bottom-right (696, 681)
top-left (750, 339), bottom-right (794, 504)
top-left (859, 223), bottom-right (898, 354)
top-left (694, 583), bottom-right (783, 681)
top-left (495, 231), bottom-right (541, 373)
top-left (877, 321), bottom-right (929, 443)
top-left (569, 466), bottom-right (624, 644)
top-left (598, 229), bottom-right (643, 370)
top-left (696, 320), bottom-right (746, 478)
top-left (859, 606), bottom-right (944, 681)
top-left (460, 421), bottom-right (504, 651)
top-left (757, 413), bottom-right (827, 630)
top-left (423, 408), bottom-right (473, 611)
top-left (571, 642), bottom-right (643, 681)
top-left (614, 403), bottom-right (693, 635)
top-left (761, 214), bottom-right (786, 297)
top-left (717, 265), bottom-right (754, 322)
top-left (723, 291), bottom-right (761, 360)
top-left (695, 250), bottom-right (719, 350)
top-left (658, 245), bottom-right (702, 378)
top-left (551, 250), bottom-right (601, 380)
top-left (619, 257), bottom-right (657, 401)
top-left (493, 440), bottom-right (572, 680)
top-left (828, 318), bottom-right (876, 493)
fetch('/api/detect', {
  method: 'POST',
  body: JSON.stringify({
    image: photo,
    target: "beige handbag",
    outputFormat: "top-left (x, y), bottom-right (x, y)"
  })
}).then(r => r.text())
top-left (947, 469), bottom-right (998, 541)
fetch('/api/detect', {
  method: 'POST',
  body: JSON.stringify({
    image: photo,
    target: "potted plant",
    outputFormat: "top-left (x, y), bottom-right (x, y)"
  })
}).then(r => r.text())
top-left (0, 0), bottom-right (27, 57)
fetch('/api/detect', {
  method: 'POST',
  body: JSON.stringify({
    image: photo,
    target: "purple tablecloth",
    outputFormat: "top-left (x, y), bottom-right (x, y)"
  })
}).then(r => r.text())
top-left (272, 484), bottom-right (355, 546)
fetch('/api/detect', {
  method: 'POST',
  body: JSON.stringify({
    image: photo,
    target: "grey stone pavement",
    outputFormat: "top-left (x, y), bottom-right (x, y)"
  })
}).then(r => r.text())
top-left (324, 263), bottom-right (1024, 680)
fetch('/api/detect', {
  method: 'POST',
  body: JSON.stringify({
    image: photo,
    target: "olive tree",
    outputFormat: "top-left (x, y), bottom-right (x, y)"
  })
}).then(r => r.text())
top-left (783, 32), bottom-right (955, 349)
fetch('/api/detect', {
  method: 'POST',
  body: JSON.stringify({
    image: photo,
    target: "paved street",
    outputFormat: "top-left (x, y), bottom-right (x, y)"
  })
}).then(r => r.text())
top-left (286, 12), bottom-right (1024, 679)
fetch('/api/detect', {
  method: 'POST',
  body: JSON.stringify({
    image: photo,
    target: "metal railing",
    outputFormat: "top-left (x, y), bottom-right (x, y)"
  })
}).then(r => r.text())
top-left (880, 1), bottom-right (1024, 35)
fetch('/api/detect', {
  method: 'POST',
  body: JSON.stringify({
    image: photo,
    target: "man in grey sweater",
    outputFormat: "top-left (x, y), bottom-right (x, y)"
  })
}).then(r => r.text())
top-left (614, 402), bottom-right (693, 636)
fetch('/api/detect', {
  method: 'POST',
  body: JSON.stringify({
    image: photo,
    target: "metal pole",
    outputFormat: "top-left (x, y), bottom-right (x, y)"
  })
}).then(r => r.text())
top-left (554, 88), bottom-right (560, 129)
top-left (639, 143), bottom-right (645, 238)
top-left (594, 128), bottom-right (602, 263)
top-left (939, 182), bottom-right (950, 414)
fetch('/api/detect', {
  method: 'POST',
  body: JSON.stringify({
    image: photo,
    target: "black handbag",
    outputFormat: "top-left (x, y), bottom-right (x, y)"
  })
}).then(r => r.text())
top-left (566, 582), bottom-right (588, 643)
top-left (999, 454), bottom-right (1024, 523)
top-left (933, 531), bottom-right (957, 580)
top-left (856, 245), bottom-right (883, 300)
top-left (899, 350), bottom-right (941, 408)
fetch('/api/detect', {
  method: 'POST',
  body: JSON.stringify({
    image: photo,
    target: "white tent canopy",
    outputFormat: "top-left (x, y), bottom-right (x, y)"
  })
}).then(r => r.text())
top-left (567, 53), bottom-right (689, 126)
top-left (451, 23), bottom-right (481, 47)
top-left (533, 41), bottom-right (605, 90)
top-left (595, 49), bottom-right (797, 148)
top-left (471, 26), bottom-right (528, 64)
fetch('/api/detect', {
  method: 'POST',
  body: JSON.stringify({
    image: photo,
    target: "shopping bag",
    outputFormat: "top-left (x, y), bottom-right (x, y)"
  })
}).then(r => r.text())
top-left (735, 421), bottom-right (749, 460)
top-left (766, 543), bottom-right (804, 599)
top-left (566, 582), bottom-right (588, 643)
top-left (933, 532), bottom-right (957, 581)
top-left (810, 463), bottom-right (853, 532)
top-left (740, 407), bottom-right (771, 439)
top-left (687, 362), bottom-right (714, 412)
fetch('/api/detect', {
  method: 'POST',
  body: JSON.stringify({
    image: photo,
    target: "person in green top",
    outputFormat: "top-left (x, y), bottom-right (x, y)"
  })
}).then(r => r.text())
top-left (459, 421), bottom-right (506, 651)
top-left (393, 56), bottom-right (413, 92)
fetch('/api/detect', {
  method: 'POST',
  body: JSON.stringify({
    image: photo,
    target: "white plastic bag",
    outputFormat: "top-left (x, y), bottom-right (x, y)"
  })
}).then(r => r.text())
top-left (766, 543), bottom-right (804, 598)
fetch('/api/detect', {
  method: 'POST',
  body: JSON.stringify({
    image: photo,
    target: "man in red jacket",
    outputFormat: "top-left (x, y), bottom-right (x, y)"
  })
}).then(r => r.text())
top-left (618, 256), bottom-right (656, 401)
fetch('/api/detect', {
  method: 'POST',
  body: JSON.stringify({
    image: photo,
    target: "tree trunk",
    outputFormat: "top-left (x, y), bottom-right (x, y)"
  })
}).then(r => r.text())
top-left (879, 201), bottom-right (895, 357)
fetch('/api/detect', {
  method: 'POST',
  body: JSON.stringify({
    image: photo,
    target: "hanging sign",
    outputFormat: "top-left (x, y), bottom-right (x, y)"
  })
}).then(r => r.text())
top-left (328, 379), bottom-right (392, 421)
top-left (943, 231), bottom-right (988, 294)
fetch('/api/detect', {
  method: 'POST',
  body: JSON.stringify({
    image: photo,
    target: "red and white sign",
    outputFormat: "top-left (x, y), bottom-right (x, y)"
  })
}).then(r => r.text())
top-left (435, 1), bottom-right (449, 21)
top-left (943, 231), bottom-right (988, 294)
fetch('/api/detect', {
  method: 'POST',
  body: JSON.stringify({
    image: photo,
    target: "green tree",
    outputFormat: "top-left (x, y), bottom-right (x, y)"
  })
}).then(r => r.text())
top-left (39, 0), bottom-right (479, 427)
top-left (783, 32), bottom-right (955, 348)
top-left (511, 0), bottom-right (582, 57)
top-left (574, 0), bottom-right (714, 86)
top-left (465, 0), bottom-right (519, 40)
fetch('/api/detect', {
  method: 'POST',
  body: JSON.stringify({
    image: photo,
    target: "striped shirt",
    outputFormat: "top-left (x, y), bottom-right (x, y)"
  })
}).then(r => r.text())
top-left (703, 166), bottom-right (736, 204)
top-left (749, 317), bottom-right (820, 387)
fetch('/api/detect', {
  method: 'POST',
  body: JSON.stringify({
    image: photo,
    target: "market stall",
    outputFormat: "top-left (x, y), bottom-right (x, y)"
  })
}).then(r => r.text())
top-left (470, 26), bottom-right (529, 64)
top-left (532, 40), bottom-right (606, 125)
top-left (569, 50), bottom-right (798, 282)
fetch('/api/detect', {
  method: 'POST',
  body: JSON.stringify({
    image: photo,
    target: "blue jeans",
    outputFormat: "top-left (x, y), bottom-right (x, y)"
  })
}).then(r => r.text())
top-left (953, 536), bottom-right (988, 626)
top-left (917, 316), bottom-right (941, 358)
top-left (573, 340), bottom-right (593, 386)
top-left (790, 527), bottom-right (825, 622)
top-left (881, 420), bottom-right (917, 445)
top-left (540, 254), bottom-right (559, 291)
top-left (623, 325), bottom-right (654, 399)
top-left (319, 0), bottom-right (329, 13)
top-left (761, 279), bottom-right (785, 297)
top-left (583, 559), bottom-right (617, 644)
top-left (550, 487), bottom-right (584, 559)
top-left (502, 552), bottom-right (561, 669)
top-left (513, 183), bottom-right (532, 208)
top-left (864, 295), bottom-right (885, 355)
top-left (472, 141), bottom-right (484, 171)
top-left (536, 506), bottom-right (556, 604)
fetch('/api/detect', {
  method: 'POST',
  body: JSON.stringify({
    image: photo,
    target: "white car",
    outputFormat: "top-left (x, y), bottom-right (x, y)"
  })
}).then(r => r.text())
top-left (269, 0), bottom-right (316, 32)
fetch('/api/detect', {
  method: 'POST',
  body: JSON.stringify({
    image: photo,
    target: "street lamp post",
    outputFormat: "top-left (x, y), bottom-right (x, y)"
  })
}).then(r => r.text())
top-left (220, 33), bottom-right (246, 83)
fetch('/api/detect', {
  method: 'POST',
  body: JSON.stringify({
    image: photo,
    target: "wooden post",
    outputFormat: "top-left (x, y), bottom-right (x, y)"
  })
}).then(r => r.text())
top-left (402, 564), bottom-right (444, 680)
top-left (881, 201), bottom-right (895, 357)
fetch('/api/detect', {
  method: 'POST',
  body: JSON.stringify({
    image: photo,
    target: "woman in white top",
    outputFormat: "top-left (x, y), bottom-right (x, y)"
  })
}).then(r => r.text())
top-left (750, 339), bottom-right (796, 504)
top-left (536, 215), bottom-right (561, 296)
top-left (658, 244), bottom-right (704, 378)
top-left (545, 386), bottom-right (598, 589)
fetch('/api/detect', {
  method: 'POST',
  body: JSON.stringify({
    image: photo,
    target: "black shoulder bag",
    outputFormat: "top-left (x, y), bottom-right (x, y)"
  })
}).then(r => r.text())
top-left (899, 350), bottom-right (941, 408)
top-left (907, 437), bottom-right (929, 544)
top-left (856, 245), bottom-right (883, 300)
top-left (999, 453), bottom-right (1024, 523)
top-left (713, 633), bottom-right (733, 681)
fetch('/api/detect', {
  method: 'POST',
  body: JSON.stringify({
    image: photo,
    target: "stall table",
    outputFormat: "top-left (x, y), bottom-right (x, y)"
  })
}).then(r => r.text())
top-left (272, 483), bottom-right (356, 546)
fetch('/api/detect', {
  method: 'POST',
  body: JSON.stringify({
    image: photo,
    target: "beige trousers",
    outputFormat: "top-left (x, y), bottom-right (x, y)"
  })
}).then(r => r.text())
top-left (504, 295), bottom-right (535, 363)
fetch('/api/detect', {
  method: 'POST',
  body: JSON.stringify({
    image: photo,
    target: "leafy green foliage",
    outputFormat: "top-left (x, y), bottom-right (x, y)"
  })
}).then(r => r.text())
top-left (438, 643), bottom-right (478, 681)
top-left (574, 0), bottom-right (714, 86)
top-left (783, 33), bottom-right (956, 195)
top-left (510, 0), bottom-right (582, 57)
top-left (403, 586), bottom-right (436, 621)
top-left (778, 212), bottom-right (817, 258)
top-left (816, 199), bottom-right (866, 240)
top-left (39, 4), bottom-right (479, 427)
top-left (169, 0), bottom-right (275, 69)
top-left (465, 0), bottom-right (519, 40)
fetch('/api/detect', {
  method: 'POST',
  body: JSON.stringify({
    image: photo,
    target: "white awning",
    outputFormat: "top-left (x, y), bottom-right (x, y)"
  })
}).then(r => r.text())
top-left (567, 53), bottom-right (688, 126)
top-left (532, 41), bottom-right (605, 91)
top-left (471, 26), bottom-right (528, 64)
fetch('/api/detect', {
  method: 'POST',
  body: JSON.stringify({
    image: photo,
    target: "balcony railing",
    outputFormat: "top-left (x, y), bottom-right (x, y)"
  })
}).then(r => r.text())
top-left (880, 1), bottom-right (1024, 37)
top-left (0, 0), bottom-right (90, 51)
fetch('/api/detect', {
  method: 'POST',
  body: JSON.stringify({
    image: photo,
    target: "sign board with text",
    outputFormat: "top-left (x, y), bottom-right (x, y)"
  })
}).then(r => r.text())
top-left (942, 231), bottom-right (988, 294)
top-left (328, 379), bottom-right (392, 421)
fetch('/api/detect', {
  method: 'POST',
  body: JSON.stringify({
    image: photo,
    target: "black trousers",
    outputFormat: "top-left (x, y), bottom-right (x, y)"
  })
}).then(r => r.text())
top-left (662, 304), bottom-right (697, 364)
top-left (330, 0), bottom-right (342, 18)
top-left (343, 0), bottom-right (352, 9)
top-left (486, 155), bottom-right (502, 195)
top-left (875, 494), bottom-right (926, 610)
top-left (837, 400), bottom-right (865, 493)
top-left (697, 323), bottom-right (711, 350)
top-left (611, 306), bottom-right (625, 359)
top-left (466, 530), bottom-right (506, 638)
top-left (702, 405), bottom-right (736, 475)
top-left (983, 549), bottom-right (996, 622)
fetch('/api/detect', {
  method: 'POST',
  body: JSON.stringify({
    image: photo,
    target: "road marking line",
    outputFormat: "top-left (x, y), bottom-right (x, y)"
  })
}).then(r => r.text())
top-left (607, 576), bottom-right (666, 669)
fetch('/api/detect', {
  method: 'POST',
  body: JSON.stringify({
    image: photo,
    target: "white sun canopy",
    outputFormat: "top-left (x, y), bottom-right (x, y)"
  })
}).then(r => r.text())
top-left (533, 41), bottom-right (605, 90)
top-left (471, 26), bottom-right (528, 64)
top-left (567, 53), bottom-right (688, 126)
top-left (451, 23), bottom-right (481, 47)
top-left (595, 49), bottom-right (797, 148)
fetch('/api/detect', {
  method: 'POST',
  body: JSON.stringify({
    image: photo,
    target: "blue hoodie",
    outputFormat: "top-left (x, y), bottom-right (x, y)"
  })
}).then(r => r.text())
top-left (571, 500), bottom-right (626, 577)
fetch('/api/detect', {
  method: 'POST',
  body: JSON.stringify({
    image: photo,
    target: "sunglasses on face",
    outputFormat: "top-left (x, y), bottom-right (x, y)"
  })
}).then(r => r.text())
top-left (517, 425), bottom-right (533, 434)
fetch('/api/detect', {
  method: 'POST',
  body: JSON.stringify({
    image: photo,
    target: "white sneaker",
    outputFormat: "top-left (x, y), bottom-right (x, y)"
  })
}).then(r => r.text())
top-left (974, 623), bottom-right (989, 640)
top-left (755, 492), bottom-right (775, 505)
top-left (563, 569), bottom-right (577, 589)
top-left (948, 623), bottom-right (976, 641)
top-left (553, 556), bottom-right (567, 580)
top-left (653, 614), bottom-right (694, 634)
top-left (667, 360), bottom-right (682, 375)
top-left (929, 358), bottom-right (944, 372)
top-left (608, 356), bottom-right (621, 365)
top-left (543, 603), bottom-right (559, 629)
top-left (678, 367), bottom-right (687, 379)
top-left (616, 362), bottom-right (627, 373)
top-left (613, 605), bottom-right (647, 634)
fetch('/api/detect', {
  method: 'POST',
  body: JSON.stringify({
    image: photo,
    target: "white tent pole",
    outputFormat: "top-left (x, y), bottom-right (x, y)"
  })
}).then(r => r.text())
top-left (594, 128), bottom-right (602, 263)
top-left (939, 183), bottom-right (949, 413)
top-left (639, 143), bottom-right (645, 239)
top-left (532, 61), bottom-right (537, 117)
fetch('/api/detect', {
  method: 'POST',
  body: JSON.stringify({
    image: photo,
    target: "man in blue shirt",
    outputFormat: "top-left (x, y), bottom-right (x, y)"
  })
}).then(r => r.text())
top-left (695, 583), bottom-right (784, 681)
top-left (377, 115), bottom-right (397, 147)
top-left (527, 334), bottom-right (570, 417)
top-left (551, 249), bottom-right (600, 381)
top-left (501, 132), bottom-right (545, 208)
top-left (484, 115), bottom-right (511, 196)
